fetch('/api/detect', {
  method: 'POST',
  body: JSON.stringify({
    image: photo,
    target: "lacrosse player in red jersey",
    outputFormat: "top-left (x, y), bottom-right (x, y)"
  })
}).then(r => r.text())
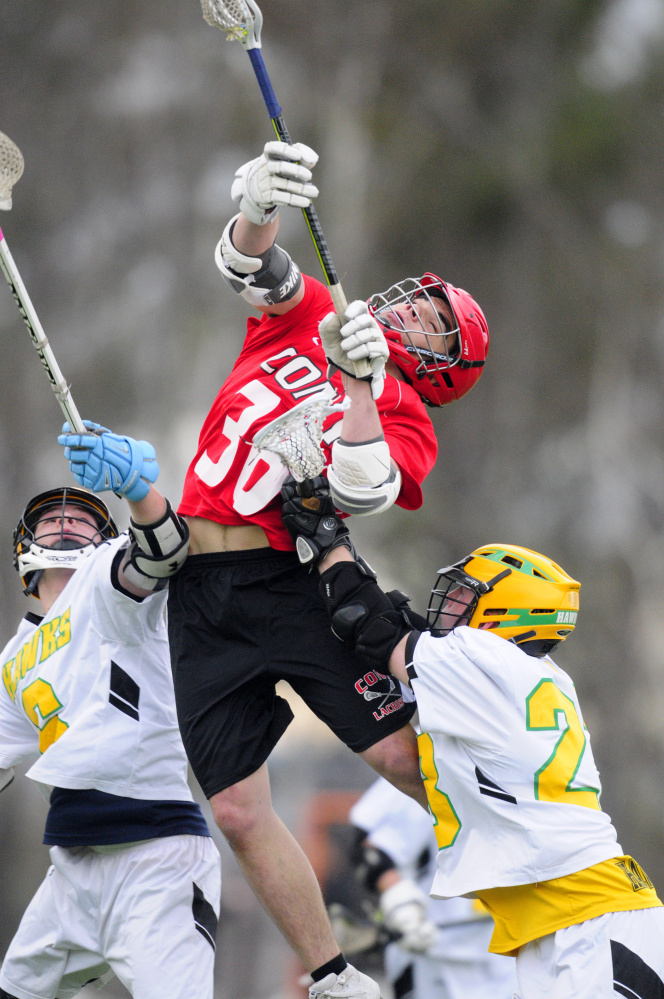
top-left (168, 140), bottom-right (488, 998)
top-left (0, 425), bottom-right (220, 999)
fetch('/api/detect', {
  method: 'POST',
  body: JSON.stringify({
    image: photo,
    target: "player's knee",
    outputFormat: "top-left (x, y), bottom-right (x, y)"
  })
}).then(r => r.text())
top-left (209, 784), bottom-right (272, 846)
top-left (361, 725), bottom-right (421, 787)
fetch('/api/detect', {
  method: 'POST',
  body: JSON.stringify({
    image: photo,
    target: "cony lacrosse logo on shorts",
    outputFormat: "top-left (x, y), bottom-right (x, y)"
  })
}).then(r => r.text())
top-left (355, 670), bottom-right (405, 720)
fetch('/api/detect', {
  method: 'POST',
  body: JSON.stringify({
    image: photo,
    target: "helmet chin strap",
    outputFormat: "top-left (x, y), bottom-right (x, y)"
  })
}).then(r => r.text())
top-left (24, 569), bottom-right (43, 597)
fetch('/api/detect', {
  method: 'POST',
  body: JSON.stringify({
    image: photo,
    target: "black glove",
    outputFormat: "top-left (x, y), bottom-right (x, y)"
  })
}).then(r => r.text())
top-left (281, 474), bottom-right (354, 569)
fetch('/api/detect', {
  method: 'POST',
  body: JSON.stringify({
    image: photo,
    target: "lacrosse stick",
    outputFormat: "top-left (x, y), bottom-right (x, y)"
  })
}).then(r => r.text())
top-left (252, 385), bottom-right (348, 483)
top-left (0, 130), bottom-right (85, 433)
top-left (200, 0), bottom-right (372, 379)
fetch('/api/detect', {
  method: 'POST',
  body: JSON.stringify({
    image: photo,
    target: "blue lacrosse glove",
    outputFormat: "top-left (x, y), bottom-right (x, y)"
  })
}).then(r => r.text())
top-left (58, 420), bottom-right (159, 502)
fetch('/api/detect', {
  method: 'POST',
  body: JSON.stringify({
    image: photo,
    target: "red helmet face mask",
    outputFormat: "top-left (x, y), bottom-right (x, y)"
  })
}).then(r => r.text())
top-left (368, 273), bottom-right (489, 407)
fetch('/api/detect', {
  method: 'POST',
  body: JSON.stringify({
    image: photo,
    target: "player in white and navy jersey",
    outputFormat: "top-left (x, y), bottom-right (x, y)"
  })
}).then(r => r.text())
top-left (348, 777), bottom-right (517, 999)
top-left (167, 138), bottom-right (489, 999)
top-left (282, 484), bottom-right (664, 998)
top-left (0, 423), bottom-right (220, 999)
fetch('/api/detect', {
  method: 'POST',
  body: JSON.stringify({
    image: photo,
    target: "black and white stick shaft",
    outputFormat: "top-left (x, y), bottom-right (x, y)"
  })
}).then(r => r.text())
top-left (0, 129), bottom-right (85, 433)
top-left (0, 230), bottom-right (85, 433)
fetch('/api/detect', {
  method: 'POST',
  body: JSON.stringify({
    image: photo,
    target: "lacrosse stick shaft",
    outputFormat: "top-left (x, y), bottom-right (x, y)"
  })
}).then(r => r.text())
top-left (0, 226), bottom-right (85, 433)
top-left (245, 47), bottom-right (348, 316)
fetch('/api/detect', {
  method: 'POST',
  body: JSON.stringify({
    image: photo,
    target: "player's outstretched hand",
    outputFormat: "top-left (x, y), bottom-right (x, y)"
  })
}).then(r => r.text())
top-left (319, 301), bottom-right (388, 400)
top-left (232, 140), bottom-right (319, 225)
top-left (58, 421), bottom-right (159, 503)
top-left (281, 474), bottom-right (352, 569)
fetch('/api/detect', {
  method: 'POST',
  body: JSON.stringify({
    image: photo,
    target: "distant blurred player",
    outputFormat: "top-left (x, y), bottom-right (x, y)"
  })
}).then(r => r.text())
top-left (0, 423), bottom-right (220, 999)
top-left (348, 777), bottom-right (517, 999)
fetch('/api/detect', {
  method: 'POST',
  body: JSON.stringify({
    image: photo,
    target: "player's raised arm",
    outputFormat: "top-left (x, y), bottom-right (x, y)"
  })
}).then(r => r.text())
top-left (214, 140), bottom-right (319, 316)
top-left (58, 421), bottom-right (189, 597)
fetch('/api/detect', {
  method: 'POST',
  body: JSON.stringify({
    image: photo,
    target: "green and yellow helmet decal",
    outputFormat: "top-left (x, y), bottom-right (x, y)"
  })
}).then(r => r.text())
top-left (462, 544), bottom-right (580, 645)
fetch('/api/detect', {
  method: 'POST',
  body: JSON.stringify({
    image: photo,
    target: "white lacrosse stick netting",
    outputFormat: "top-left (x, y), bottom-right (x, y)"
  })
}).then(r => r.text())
top-left (252, 388), bottom-right (348, 482)
top-left (0, 131), bottom-right (25, 211)
top-left (200, 0), bottom-right (261, 45)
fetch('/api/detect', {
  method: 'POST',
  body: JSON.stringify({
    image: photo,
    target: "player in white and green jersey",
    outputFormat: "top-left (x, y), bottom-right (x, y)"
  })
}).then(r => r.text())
top-left (282, 484), bottom-right (664, 998)
top-left (0, 423), bottom-right (220, 999)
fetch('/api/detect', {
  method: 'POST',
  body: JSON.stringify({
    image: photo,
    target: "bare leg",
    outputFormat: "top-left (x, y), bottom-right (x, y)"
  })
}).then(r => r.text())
top-left (360, 723), bottom-right (428, 809)
top-left (209, 762), bottom-right (340, 972)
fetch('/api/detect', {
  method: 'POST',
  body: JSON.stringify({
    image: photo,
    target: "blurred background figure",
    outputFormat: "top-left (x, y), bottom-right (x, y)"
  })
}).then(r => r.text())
top-left (333, 776), bottom-right (518, 999)
top-left (2, 1), bottom-right (664, 996)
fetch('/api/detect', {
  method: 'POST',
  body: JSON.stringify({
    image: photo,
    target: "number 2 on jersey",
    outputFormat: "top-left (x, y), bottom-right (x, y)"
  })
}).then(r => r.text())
top-left (22, 677), bottom-right (68, 753)
top-left (526, 678), bottom-right (600, 810)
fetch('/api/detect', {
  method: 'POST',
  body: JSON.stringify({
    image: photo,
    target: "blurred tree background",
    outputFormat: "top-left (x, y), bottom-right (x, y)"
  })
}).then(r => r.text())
top-left (2, 0), bottom-right (664, 996)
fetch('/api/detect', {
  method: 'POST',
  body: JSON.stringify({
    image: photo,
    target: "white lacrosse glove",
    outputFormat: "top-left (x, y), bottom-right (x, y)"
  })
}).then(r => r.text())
top-left (0, 767), bottom-right (15, 793)
top-left (231, 140), bottom-right (319, 225)
top-left (319, 300), bottom-right (389, 400)
top-left (380, 879), bottom-right (438, 955)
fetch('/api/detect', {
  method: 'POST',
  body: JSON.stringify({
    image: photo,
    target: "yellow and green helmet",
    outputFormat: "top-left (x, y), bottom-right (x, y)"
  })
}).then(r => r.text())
top-left (427, 543), bottom-right (580, 657)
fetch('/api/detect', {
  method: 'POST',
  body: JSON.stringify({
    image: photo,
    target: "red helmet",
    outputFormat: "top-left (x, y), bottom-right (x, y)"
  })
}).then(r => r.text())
top-left (368, 273), bottom-right (489, 407)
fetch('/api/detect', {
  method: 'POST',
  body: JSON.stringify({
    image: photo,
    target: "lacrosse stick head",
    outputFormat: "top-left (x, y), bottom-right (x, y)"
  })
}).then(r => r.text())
top-left (252, 388), bottom-right (348, 482)
top-left (0, 131), bottom-right (25, 211)
top-left (200, 0), bottom-right (263, 49)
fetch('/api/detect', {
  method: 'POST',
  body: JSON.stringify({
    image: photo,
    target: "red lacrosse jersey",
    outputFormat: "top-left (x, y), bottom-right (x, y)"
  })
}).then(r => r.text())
top-left (178, 275), bottom-right (437, 549)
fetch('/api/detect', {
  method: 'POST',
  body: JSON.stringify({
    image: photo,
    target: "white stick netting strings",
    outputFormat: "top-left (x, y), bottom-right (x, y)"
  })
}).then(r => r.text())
top-left (0, 131), bottom-right (25, 210)
top-left (200, 0), bottom-right (252, 38)
top-left (252, 390), bottom-right (348, 482)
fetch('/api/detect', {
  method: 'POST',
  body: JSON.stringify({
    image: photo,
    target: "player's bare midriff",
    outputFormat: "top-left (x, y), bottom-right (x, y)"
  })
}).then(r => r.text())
top-left (185, 516), bottom-right (270, 554)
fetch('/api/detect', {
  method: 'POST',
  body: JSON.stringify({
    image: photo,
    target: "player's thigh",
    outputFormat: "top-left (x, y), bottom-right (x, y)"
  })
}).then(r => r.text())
top-left (0, 852), bottom-right (107, 999)
top-left (102, 835), bottom-right (221, 999)
top-left (516, 907), bottom-right (664, 999)
top-left (265, 569), bottom-right (416, 752)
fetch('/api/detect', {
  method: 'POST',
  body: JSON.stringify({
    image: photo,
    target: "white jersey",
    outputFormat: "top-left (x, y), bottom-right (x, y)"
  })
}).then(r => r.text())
top-left (0, 535), bottom-right (194, 802)
top-left (408, 626), bottom-right (621, 899)
top-left (350, 776), bottom-right (488, 931)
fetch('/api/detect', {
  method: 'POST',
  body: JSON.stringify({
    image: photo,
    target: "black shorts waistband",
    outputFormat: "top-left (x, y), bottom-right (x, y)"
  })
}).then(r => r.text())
top-left (181, 548), bottom-right (299, 570)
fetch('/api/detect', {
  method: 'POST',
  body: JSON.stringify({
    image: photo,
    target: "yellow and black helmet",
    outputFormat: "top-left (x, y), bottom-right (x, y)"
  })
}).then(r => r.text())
top-left (13, 487), bottom-right (119, 596)
top-left (427, 543), bottom-right (580, 657)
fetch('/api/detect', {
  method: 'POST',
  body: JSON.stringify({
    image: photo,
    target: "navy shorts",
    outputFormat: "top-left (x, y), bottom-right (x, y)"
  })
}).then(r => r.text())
top-left (167, 549), bottom-right (415, 798)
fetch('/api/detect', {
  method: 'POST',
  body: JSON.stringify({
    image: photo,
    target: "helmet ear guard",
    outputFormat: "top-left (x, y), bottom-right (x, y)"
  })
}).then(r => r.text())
top-left (368, 273), bottom-right (489, 407)
top-left (13, 487), bottom-right (119, 597)
top-left (428, 544), bottom-right (580, 656)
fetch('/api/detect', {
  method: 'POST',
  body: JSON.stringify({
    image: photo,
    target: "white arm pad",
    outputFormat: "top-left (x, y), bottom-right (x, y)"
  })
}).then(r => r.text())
top-left (121, 500), bottom-right (189, 591)
top-left (215, 214), bottom-right (301, 309)
top-left (0, 767), bottom-right (15, 792)
top-left (328, 437), bottom-right (402, 516)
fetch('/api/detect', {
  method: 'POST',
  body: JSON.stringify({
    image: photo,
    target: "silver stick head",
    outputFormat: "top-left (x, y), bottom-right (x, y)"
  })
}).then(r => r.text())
top-left (0, 131), bottom-right (25, 211)
top-left (200, 0), bottom-right (262, 49)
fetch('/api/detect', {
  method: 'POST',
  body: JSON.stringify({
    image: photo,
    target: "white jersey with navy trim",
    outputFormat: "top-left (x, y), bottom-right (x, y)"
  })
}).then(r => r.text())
top-left (0, 534), bottom-right (194, 802)
top-left (408, 626), bottom-right (621, 899)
